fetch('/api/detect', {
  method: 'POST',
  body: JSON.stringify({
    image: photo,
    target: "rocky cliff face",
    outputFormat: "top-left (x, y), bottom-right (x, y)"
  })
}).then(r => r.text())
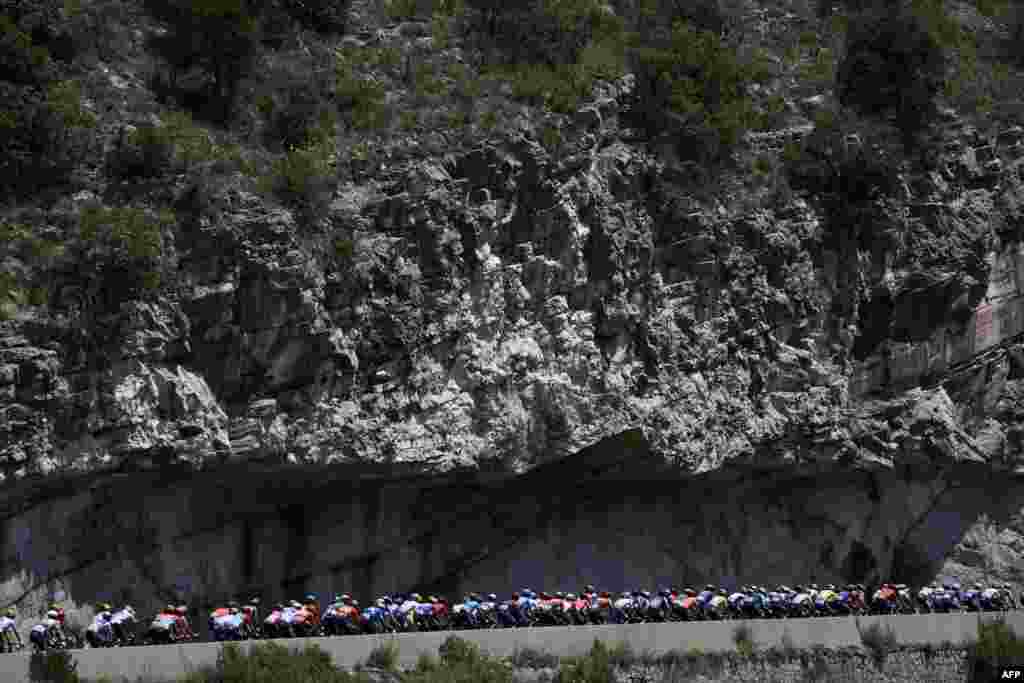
top-left (3, 51), bottom-right (1024, 619)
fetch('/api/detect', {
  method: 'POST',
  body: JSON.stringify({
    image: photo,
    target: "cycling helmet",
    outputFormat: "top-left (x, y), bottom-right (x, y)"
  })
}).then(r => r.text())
top-left (488, 593), bottom-right (497, 601)
top-left (826, 584), bottom-right (835, 591)
top-left (584, 584), bottom-right (595, 593)
top-left (974, 583), bottom-right (983, 590)
top-left (554, 591), bottom-right (564, 599)
top-left (641, 591), bottom-right (651, 599)
top-left (718, 589), bottom-right (727, 596)
top-left (375, 599), bottom-right (385, 607)
top-left (352, 600), bottom-right (360, 607)
top-left (176, 606), bottom-right (187, 615)
top-left (291, 601), bottom-right (302, 608)
top-left (5, 608), bottom-right (14, 617)
top-left (705, 584), bottom-right (714, 591)
top-left (47, 611), bottom-right (58, 619)
top-left (412, 593), bottom-right (423, 602)
top-left (229, 607), bottom-right (239, 614)
top-left (304, 594), bottom-right (316, 602)
top-left (566, 593), bottom-right (576, 600)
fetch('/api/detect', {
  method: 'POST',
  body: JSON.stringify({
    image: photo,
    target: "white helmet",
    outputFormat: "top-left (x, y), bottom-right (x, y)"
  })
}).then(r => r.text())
top-left (47, 610), bottom-right (58, 619)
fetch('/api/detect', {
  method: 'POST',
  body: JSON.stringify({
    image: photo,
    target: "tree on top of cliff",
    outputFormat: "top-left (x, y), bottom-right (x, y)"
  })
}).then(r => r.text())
top-left (144, 0), bottom-right (269, 124)
top-left (836, 1), bottom-right (953, 149)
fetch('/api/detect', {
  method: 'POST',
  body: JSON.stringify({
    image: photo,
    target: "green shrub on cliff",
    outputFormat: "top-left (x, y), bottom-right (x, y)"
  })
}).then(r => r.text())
top-left (466, 0), bottom-right (624, 68)
top-left (631, 20), bottom-right (764, 163)
top-left (965, 617), bottom-right (1024, 682)
top-left (836, 1), bottom-right (948, 149)
top-left (555, 639), bottom-right (614, 683)
top-left (77, 204), bottom-right (174, 296)
top-left (28, 649), bottom-right (80, 683)
top-left (402, 635), bottom-right (512, 683)
top-left (364, 641), bottom-right (400, 671)
top-left (143, 0), bottom-right (265, 123)
top-left (258, 138), bottom-right (336, 216)
top-left (176, 642), bottom-right (371, 683)
top-left (858, 620), bottom-right (898, 670)
top-left (0, 76), bottom-right (96, 200)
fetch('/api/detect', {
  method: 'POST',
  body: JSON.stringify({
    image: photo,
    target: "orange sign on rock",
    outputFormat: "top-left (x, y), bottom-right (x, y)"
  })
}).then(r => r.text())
top-left (976, 303), bottom-right (994, 350)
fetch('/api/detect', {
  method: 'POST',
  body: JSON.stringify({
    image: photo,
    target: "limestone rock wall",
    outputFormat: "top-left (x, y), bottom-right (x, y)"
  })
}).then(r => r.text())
top-left (2, 76), bottom-right (1024, 613)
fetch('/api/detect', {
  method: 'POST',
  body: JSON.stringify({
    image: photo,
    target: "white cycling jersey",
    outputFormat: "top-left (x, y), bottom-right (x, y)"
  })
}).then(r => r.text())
top-left (32, 618), bottom-right (59, 634)
top-left (728, 592), bottom-right (745, 605)
top-left (0, 617), bottom-right (15, 633)
top-left (88, 614), bottom-right (113, 631)
top-left (399, 600), bottom-right (417, 615)
top-left (214, 614), bottom-right (242, 630)
top-left (982, 588), bottom-right (999, 600)
top-left (111, 609), bottom-right (135, 625)
top-left (612, 598), bottom-right (630, 610)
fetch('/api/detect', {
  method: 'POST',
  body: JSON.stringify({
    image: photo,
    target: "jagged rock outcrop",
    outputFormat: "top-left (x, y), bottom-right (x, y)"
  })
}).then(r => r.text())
top-left (3, 67), bottom-right (1024, 625)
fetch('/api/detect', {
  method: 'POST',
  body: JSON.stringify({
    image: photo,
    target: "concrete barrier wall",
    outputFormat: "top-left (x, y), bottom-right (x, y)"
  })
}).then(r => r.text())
top-left (1, 612), bottom-right (1021, 682)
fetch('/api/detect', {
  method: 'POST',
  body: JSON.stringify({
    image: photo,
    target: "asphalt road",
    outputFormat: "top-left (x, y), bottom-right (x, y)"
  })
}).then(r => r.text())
top-left (2, 611), bottom-right (1018, 682)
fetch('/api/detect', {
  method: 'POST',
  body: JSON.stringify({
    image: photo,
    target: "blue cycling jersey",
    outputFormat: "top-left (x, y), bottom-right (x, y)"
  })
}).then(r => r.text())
top-left (464, 600), bottom-right (480, 610)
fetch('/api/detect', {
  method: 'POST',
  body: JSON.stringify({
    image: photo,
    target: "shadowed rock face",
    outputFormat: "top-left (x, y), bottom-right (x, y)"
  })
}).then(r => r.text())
top-left (0, 429), bottom-right (1021, 631)
top-left (3, 82), bottom-right (1024, 617)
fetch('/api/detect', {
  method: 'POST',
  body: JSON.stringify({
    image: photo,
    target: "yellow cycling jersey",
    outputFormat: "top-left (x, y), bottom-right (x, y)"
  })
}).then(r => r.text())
top-left (820, 590), bottom-right (838, 602)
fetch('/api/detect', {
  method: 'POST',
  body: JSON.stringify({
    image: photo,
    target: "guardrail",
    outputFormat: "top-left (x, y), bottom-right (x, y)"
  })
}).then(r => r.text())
top-left (1, 612), bottom-right (1020, 682)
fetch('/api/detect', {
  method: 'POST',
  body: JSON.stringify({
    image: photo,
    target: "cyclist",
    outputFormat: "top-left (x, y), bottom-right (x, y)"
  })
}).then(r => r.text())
top-left (696, 585), bottom-right (715, 610)
top-left (918, 582), bottom-right (938, 612)
top-left (727, 587), bottom-right (746, 617)
top-left (86, 604), bottom-right (115, 648)
top-left (981, 584), bottom-right (1003, 611)
top-left (241, 598), bottom-right (261, 638)
top-left (213, 606), bottom-right (244, 641)
top-left (816, 584), bottom-right (839, 614)
top-left (398, 594), bottom-right (419, 630)
top-left (707, 589), bottom-right (728, 619)
top-left (677, 588), bottom-right (699, 620)
top-left (146, 606), bottom-right (178, 644)
top-left (110, 605), bottom-right (136, 645)
top-left (0, 607), bottom-right (23, 652)
top-left (30, 611), bottom-right (62, 651)
top-left (48, 603), bottom-right (69, 643)
top-left (479, 593), bottom-right (499, 626)
top-left (174, 606), bottom-right (196, 641)
top-left (1002, 584), bottom-right (1015, 610)
top-left (263, 603), bottom-right (286, 638)
top-left (209, 602), bottom-right (232, 633)
top-left (414, 595), bottom-right (436, 629)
